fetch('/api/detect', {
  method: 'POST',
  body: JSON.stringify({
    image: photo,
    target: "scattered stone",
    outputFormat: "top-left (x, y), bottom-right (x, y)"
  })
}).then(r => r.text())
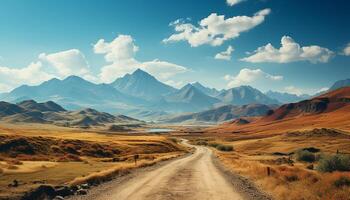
top-left (307, 164), bottom-right (314, 170)
top-left (80, 183), bottom-right (90, 189)
top-left (8, 179), bottom-right (19, 187)
top-left (55, 186), bottom-right (73, 197)
top-left (22, 185), bottom-right (56, 200)
top-left (76, 189), bottom-right (87, 195)
top-left (53, 196), bottom-right (65, 200)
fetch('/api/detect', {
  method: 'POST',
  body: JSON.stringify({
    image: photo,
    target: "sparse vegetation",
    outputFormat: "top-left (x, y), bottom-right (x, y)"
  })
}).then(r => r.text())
top-left (317, 154), bottom-right (350, 172)
top-left (196, 141), bottom-right (208, 146)
top-left (295, 149), bottom-right (316, 162)
top-left (0, 125), bottom-right (186, 199)
top-left (334, 176), bottom-right (350, 188)
top-left (216, 144), bottom-right (234, 152)
top-left (208, 142), bottom-right (233, 151)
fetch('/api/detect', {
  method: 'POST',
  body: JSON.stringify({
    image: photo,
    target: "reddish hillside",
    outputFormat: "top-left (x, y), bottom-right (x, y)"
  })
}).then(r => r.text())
top-left (262, 87), bottom-right (350, 121)
top-left (207, 87), bottom-right (350, 138)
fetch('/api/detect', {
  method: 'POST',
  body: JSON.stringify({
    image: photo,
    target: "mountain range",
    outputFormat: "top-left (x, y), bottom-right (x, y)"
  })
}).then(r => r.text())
top-left (162, 104), bottom-right (274, 124)
top-left (1, 69), bottom-right (349, 121)
top-left (0, 100), bottom-right (140, 127)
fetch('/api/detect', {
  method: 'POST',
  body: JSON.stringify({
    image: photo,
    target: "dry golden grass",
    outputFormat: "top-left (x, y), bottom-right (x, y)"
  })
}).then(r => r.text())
top-left (196, 128), bottom-right (350, 200)
top-left (0, 123), bottom-right (186, 199)
top-left (69, 152), bottom-right (183, 186)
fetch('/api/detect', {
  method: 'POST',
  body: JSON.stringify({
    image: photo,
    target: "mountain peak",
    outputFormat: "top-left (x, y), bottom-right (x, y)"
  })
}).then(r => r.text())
top-left (63, 75), bottom-right (85, 82)
top-left (132, 68), bottom-right (150, 76)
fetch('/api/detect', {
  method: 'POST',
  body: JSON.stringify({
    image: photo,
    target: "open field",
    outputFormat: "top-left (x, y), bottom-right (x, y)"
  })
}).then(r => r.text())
top-left (0, 123), bottom-right (186, 199)
top-left (187, 128), bottom-right (350, 200)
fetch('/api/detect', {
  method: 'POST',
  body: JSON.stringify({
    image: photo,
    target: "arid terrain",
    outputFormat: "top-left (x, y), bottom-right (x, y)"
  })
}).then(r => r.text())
top-left (0, 123), bottom-right (186, 199)
top-left (1, 88), bottom-right (350, 200)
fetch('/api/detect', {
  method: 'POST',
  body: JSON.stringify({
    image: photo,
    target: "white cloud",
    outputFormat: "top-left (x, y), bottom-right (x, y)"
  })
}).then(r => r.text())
top-left (226, 0), bottom-right (244, 6)
top-left (39, 49), bottom-right (94, 80)
top-left (215, 45), bottom-right (234, 60)
top-left (316, 87), bottom-right (329, 94)
top-left (284, 86), bottom-right (304, 96)
top-left (0, 62), bottom-right (55, 92)
top-left (241, 36), bottom-right (334, 63)
top-left (95, 35), bottom-right (189, 83)
top-left (163, 9), bottom-right (271, 47)
top-left (0, 49), bottom-right (99, 92)
top-left (164, 80), bottom-right (185, 88)
top-left (343, 43), bottom-right (350, 56)
top-left (224, 68), bottom-right (283, 88)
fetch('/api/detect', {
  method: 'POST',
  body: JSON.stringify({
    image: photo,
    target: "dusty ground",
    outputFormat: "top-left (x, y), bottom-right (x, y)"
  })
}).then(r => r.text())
top-left (0, 123), bottom-right (186, 199)
top-left (69, 140), bottom-right (268, 200)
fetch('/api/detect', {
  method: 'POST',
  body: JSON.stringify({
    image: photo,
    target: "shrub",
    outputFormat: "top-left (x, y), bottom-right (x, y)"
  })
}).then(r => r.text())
top-left (208, 143), bottom-right (219, 148)
top-left (334, 177), bottom-right (350, 188)
top-left (216, 144), bottom-right (234, 152)
top-left (169, 138), bottom-right (178, 143)
top-left (196, 141), bottom-right (208, 146)
top-left (295, 150), bottom-right (316, 162)
top-left (317, 154), bottom-right (350, 172)
top-left (284, 175), bottom-right (299, 182)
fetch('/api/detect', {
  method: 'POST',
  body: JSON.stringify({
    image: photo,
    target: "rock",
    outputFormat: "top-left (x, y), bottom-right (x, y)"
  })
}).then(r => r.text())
top-left (76, 189), bottom-right (87, 195)
top-left (55, 186), bottom-right (73, 197)
top-left (8, 179), bottom-right (19, 187)
top-left (22, 185), bottom-right (56, 200)
top-left (53, 196), bottom-right (65, 200)
top-left (70, 185), bottom-right (79, 192)
top-left (307, 164), bottom-right (314, 170)
top-left (80, 183), bottom-right (90, 189)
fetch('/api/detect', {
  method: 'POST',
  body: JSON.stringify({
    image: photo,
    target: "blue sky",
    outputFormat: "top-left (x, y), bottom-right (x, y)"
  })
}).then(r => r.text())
top-left (0, 0), bottom-right (349, 95)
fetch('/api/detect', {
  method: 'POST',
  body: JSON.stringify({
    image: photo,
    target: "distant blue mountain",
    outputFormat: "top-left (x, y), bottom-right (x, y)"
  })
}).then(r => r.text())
top-left (191, 82), bottom-right (221, 97)
top-left (2, 75), bottom-right (145, 112)
top-left (111, 69), bottom-right (176, 101)
top-left (157, 84), bottom-right (220, 112)
top-left (216, 86), bottom-right (280, 106)
top-left (265, 91), bottom-right (310, 103)
top-left (329, 79), bottom-right (350, 91)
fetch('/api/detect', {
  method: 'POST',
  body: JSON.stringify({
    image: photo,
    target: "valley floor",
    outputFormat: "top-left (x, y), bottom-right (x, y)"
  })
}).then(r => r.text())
top-left (68, 140), bottom-right (269, 200)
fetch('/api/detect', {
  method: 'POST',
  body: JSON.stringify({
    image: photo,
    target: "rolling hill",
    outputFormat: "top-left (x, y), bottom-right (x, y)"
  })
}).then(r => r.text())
top-left (0, 100), bottom-right (141, 127)
top-left (209, 87), bottom-right (350, 137)
top-left (163, 104), bottom-right (274, 123)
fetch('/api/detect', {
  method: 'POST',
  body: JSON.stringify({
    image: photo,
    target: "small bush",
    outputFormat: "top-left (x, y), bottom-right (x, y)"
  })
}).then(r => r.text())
top-left (208, 143), bottom-right (219, 148)
top-left (216, 144), bottom-right (234, 152)
top-left (317, 154), bottom-right (350, 172)
top-left (284, 175), bottom-right (299, 182)
top-left (169, 138), bottom-right (178, 143)
top-left (334, 177), bottom-right (350, 188)
top-left (295, 150), bottom-right (316, 162)
top-left (196, 141), bottom-right (208, 146)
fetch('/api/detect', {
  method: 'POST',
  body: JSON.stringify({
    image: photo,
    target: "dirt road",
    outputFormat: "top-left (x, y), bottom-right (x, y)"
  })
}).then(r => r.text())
top-left (70, 141), bottom-right (267, 200)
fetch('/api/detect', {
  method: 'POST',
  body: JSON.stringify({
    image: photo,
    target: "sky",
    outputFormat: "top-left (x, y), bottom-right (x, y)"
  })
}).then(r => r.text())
top-left (0, 0), bottom-right (349, 95)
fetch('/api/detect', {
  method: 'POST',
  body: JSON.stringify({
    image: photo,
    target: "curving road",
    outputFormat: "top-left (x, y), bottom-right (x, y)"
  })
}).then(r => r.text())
top-left (70, 141), bottom-right (244, 200)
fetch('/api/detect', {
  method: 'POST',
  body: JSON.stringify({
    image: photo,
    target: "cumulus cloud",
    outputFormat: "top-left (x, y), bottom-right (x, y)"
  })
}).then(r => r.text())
top-left (343, 43), bottom-right (350, 56)
top-left (163, 9), bottom-right (271, 47)
top-left (94, 35), bottom-right (189, 83)
top-left (215, 45), bottom-right (234, 60)
top-left (39, 49), bottom-right (93, 80)
top-left (0, 62), bottom-right (55, 92)
top-left (241, 36), bottom-right (334, 63)
top-left (283, 86), bottom-right (304, 96)
top-left (0, 49), bottom-right (99, 92)
top-left (226, 0), bottom-right (245, 6)
top-left (224, 68), bottom-right (283, 88)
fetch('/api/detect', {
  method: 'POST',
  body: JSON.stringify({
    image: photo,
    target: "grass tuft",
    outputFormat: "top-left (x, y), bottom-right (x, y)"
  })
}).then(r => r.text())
top-left (317, 154), bottom-right (350, 172)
